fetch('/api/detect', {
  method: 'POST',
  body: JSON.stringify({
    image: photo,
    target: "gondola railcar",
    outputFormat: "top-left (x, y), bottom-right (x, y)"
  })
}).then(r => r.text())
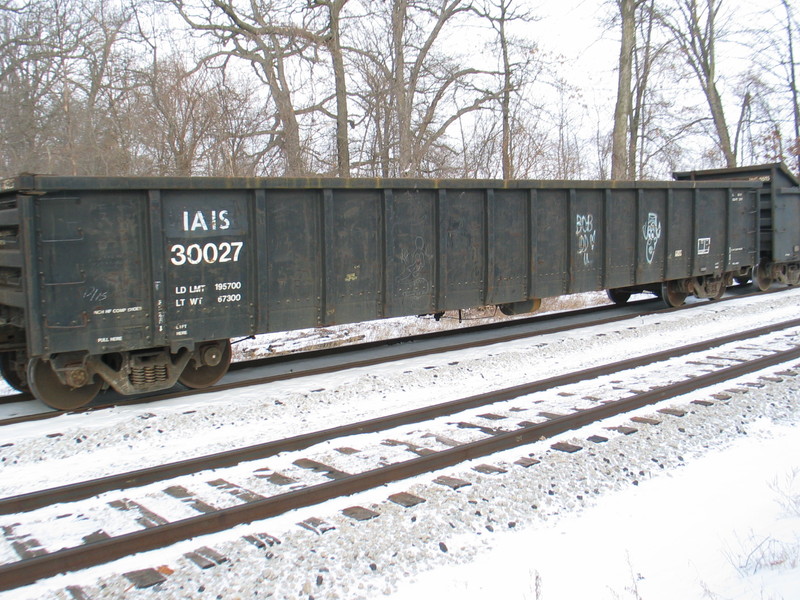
top-left (0, 171), bottom-right (770, 408)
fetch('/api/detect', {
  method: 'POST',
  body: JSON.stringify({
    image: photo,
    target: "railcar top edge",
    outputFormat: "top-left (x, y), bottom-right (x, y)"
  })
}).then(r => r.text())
top-left (0, 173), bottom-right (764, 194)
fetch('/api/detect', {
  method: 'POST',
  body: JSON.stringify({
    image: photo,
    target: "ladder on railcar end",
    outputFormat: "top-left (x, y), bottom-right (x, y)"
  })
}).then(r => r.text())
top-left (0, 200), bottom-right (28, 390)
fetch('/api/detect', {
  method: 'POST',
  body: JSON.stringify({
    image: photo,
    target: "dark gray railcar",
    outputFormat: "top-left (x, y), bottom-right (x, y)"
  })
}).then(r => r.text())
top-left (674, 163), bottom-right (800, 289)
top-left (0, 175), bottom-right (760, 408)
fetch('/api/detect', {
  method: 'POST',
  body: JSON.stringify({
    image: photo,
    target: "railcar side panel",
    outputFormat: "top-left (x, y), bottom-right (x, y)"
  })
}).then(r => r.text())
top-left (569, 189), bottom-right (604, 293)
top-left (385, 189), bottom-right (437, 317)
top-left (635, 189), bottom-right (667, 285)
top-left (728, 189), bottom-right (759, 270)
top-left (773, 189), bottom-right (800, 262)
top-left (532, 189), bottom-right (569, 298)
top-left (604, 189), bottom-right (636, 290)
top-left (23, 191), bottom-right (152, 358)
top-left (325, 189), bottom-right (383, 324)
top-left (692, 189), bottom-right (727, 277)
top-left (664, 189), bottom-right (694, 280)
top-left (440, 189), bottom-right (486, 310)
top-left (161, 189), bottom-right (254, 346)
top-left (265, 190), bottom-right (323, 332)
top-left (488, 189), bottom-right (529, 306)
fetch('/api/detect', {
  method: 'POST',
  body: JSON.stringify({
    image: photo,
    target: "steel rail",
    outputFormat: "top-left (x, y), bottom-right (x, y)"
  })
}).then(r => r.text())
top-left (1, 341), bottom-right (798, 592)
top-left (2, 317), bottom-right (799, 516)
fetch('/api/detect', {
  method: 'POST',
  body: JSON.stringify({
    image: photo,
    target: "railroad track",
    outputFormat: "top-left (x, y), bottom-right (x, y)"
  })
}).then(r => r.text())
top-left (1, 317), bottom-right (799, 592)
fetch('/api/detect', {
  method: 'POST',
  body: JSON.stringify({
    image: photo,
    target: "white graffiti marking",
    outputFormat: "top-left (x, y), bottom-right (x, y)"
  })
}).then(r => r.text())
top-left (576, 213), bottom-right (596, 265)
top-left (642, 212), bottom-right (662, 264)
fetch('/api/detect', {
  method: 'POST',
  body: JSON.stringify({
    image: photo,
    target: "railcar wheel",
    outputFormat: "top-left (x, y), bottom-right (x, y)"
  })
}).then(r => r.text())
top-left (661, 281), bottom-right (687, 308)
top-left (0, 352), bottom-right (28, 392)
top-left (179, 340), bottom-right (232, 389)
top-left (27, 358), bottom-right (101, 410)
top-left (754, 262), bottom-right (773, 291)
top-left (606, 289), bottom-right (631, 305)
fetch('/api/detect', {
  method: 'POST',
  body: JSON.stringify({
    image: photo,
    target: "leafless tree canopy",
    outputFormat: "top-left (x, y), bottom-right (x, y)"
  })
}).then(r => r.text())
top-left (0, 0), bottom-right (797, 179)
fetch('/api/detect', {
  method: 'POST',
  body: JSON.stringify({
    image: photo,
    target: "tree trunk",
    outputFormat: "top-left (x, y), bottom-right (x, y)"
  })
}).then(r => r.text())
top-left (327, 0), bottom-right (351, 177)
top-left (612, 0), bottom-right (636, 179)
top-left (783, 0), bottom-right (800, 172)
top-left (392, 0), bottom-right (412, 175)
top-left (265, 42), bottom-right (305, 175)
top-left (498, 0), bottom-right (513, 179)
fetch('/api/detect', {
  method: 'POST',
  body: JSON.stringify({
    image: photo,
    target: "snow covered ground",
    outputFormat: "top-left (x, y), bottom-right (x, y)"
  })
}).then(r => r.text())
top-left (390, 418), bottom-right (800, 600)
top-left (1, 290), bottom-right (799, 599)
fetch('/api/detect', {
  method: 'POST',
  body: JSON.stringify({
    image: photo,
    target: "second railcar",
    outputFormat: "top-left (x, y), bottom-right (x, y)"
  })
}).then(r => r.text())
top-left (0, 175), bottom-right (760, 408)
top-left (674, 163), bottom-right (800, 289)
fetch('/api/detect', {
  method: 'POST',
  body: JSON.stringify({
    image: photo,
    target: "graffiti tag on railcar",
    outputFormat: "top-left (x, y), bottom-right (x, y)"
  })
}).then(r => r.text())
top-left (396, 236), bottom-right (432, 297)
top-left (576, 214), bottom-right (596, 265)
top-left (642, 212), bottom-right (662, 264)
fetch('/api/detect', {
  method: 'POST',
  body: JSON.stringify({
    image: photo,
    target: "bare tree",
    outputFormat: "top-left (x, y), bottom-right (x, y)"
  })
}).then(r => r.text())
top-left (159, 0), bottom-right (353, 176)
top-left (0, 0), bottom-right (139, 175)
top-left (657, 0), bottom-right (735, 167)
top-left (611, 0), bottom-right (645, 179)
top-left (780, 0), bottom-right (799, 172)
top-left (350, 0), bottom-right (500, 177)
top-left (137, 57), bottom-right (219, 176)
top-left (473, 0), bottom-right (539, 179)
top-left (310, 0), bottom-right (351, 176)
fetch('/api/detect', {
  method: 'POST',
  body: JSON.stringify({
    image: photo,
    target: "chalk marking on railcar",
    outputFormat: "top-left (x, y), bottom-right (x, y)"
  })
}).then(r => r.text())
top-left (84, 287), bottom-right (109, 303)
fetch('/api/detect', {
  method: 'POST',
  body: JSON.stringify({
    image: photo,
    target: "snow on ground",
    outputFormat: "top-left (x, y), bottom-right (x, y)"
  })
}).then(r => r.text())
top-left (390, 418), bottom-right (800, 600)
top-left (231, 293), bottom-right (610, 362)
top-left (1, 290), bottom-right (799, 599)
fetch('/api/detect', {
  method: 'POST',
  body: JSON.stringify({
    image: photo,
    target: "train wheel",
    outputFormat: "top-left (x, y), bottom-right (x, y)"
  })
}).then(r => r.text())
top-left (661, 281), bottom-right (687, 308)
top-left (0, 351), bottom-right (28, 392)
top-left (27, 358), bottom-right (101, 410)
top-left (606, 289), bottom-right (631, 305)
top-left (754, 262), bottom-right (773, 291)
top-left (179, 340), bottom-right (232, 389)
